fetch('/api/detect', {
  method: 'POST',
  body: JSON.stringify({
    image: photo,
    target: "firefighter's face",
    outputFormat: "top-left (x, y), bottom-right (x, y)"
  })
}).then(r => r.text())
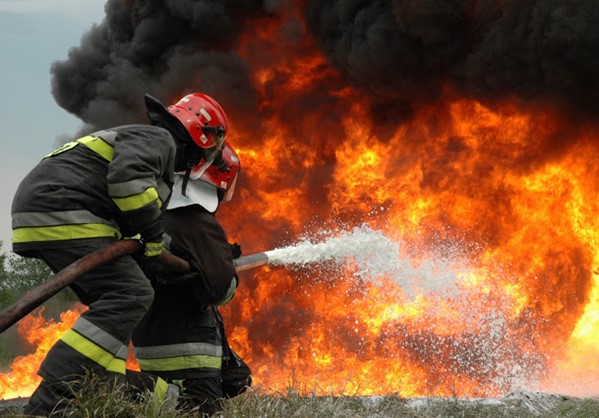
top-left (202, 125), bottom-right (226, 164)
top-left (174, 142), bottom-right (203, 172)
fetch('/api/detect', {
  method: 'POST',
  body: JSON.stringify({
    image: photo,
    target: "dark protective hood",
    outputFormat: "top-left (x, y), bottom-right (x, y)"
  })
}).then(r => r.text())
top-left (145, 94), bottom-right (204, 184)
top-left (144, 93), bottom-right (193, 147)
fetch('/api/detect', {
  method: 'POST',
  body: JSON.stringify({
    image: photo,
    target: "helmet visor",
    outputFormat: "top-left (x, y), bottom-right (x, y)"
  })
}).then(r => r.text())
top-left (189, 158), bottom-right (212, 180)
top-left (222, 174), bottom-right (238, 203)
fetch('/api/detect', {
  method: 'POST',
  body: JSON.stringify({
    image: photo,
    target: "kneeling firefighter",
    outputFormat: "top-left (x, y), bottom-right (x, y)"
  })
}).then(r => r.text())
top-left (131, 140), bottom-right (252, 416)
top-left (11, 91), bottom-right (230, 416)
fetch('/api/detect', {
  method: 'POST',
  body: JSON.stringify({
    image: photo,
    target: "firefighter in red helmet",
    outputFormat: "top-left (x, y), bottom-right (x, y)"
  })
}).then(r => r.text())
top-left (11, 91), bottom-right (229, 416)
top-left (131, 141), bottom-right (251, 416)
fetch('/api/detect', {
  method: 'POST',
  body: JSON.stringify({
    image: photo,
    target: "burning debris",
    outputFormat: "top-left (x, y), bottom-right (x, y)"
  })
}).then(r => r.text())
top-left (2, 0), bottom-right (599, 401)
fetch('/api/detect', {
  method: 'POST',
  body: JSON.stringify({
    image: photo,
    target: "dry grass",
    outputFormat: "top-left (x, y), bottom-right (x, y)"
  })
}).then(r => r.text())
top-left (1, 378), bottom-right (598, 417)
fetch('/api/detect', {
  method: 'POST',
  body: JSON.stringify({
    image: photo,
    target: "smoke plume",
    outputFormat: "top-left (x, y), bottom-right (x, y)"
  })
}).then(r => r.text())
top-left (51, 0), bottom-right (599, 134)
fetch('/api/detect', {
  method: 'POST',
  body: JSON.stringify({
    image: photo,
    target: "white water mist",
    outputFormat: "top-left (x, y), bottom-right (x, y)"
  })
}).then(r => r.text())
top-left (264, 224), bottom-right (474, 296)
top-left (266, 224), bottom-right (400, 280)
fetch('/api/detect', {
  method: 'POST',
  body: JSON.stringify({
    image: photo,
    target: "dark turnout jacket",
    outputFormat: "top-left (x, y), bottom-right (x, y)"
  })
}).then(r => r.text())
top-left (11, 125), bottom-right (176, 255)
top-left (161, 205), bottom-right (237, 305)
top-left (133, 204), bottom-right (238, 379)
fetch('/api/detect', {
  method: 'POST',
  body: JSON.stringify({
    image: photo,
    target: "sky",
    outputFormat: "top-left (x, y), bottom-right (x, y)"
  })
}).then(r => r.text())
top-left (0, 0), bottom-right (106, 250)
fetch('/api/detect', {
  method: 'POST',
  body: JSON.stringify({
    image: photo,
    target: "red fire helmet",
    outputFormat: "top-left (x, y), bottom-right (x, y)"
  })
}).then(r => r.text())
top-left (167, 92), bottom-right (228, 160)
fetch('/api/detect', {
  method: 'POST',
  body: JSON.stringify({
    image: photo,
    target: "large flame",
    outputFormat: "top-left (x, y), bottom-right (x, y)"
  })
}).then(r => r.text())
top-left (216, 5), bottom-right (599, 398)
top-left (0, 306), bottom-right (85, 399)
top-left (218, 96), bottom-right (599, 397)
top-left (1, 1), bottom-right (598, 401)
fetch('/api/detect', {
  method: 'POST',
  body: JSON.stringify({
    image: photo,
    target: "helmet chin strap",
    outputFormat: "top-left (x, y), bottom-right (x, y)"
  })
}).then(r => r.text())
top-left (181, 162), bottom-right (193, 197)
top-left (174, 141), bottom-right (195, 172)
top-left (181, 153), bottom-right (214, 197)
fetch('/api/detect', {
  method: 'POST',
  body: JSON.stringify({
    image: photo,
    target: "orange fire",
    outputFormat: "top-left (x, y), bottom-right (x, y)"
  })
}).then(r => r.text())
top-left (0, 305), bottom-right (141, 399)
top-left (216, 3), bottom-right (599, 398)
top-left (0, 306), bottom-right (85, 399)
top-left (1, 1), bottom-right (599, 401)
top-left (219, 95), bottom-right (599, 397)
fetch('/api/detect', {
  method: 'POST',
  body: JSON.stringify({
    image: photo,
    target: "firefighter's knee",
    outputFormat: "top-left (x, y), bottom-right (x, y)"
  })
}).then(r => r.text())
top-left (118, 279), bottom-right (155, 314)
top-left (136, 283), bottom-right (155, 312)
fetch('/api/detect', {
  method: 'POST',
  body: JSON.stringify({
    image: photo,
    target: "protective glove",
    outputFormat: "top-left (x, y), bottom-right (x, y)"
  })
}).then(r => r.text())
top-left (143, 240), bottom-right (164, 257)
top-left (136, 250), bottom-right (198, 285)
top-left (139, 220), bottom-right (164, 257)
top-left (230, 242), bottom-right (242, 259)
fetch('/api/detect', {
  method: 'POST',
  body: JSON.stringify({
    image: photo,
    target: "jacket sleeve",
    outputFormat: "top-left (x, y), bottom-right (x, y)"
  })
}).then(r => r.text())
top-left (106, 126), bottom-right (176, 240)
top-left (162, 205), bottom-right (238, 306)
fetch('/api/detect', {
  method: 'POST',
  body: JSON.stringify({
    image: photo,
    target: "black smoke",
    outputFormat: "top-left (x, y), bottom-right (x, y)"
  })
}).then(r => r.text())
top-left (305, 0), bottom-right (599, 117)
top-left (51, 0), bottom-right (266, 131)
top-left (51, 0), bottom-right (599, 134)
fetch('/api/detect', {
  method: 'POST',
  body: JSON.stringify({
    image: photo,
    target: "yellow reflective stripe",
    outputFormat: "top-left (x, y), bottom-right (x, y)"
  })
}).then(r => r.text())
top-left (112, 187), bottom-right (162, 212)
top-left (43, 141), bottom-right (79, 158)
top-left (78, 136), bottom-right (114, 161)
top-left (105, 358), bottom-right (127, 373)
top-left (12, 223), bottom-right (121, 243)
top-left (144, 241), bottom-right (163, 257)
top-left (217, 289), bottom-right (236, 306)
top-left (137, 355), bottom-right (221, 372)
top-left (61, 330), bottom-right (126, 374)
top-left (216, 278), bottom-right (237, 306)
top-left (72, 317), bottom-right (127, 356)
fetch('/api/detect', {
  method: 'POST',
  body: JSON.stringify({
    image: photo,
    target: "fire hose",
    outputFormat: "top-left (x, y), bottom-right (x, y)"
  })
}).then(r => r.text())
top-left (0, 240), bottom-right (269, 334)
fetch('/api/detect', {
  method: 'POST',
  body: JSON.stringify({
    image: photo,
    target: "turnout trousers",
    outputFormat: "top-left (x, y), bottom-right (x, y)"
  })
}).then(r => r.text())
top-left (133, 299), bottom-right (251, 416)
top-left (24, 241), bottom-right (155, 416)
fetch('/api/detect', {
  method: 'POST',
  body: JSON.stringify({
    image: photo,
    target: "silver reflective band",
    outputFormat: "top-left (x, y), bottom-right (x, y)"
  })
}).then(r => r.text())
top-left (108, 177), bottom-right (157, 198)
top-left (12, 210), bottom-right (118, 228)
top-left (72, 317), bottom-right (128, 359)
top-left (134, 342), bottom-right (222, 359)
